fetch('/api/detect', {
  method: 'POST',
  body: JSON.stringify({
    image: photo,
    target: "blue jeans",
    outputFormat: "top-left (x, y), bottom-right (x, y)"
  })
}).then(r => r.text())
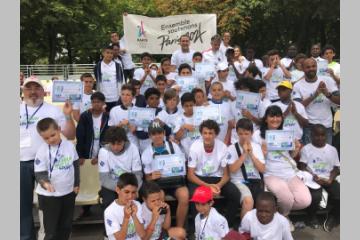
top-left (302, 125), bottom-right (333, 145)
top-left (20, 160), bottom-right (36, 240)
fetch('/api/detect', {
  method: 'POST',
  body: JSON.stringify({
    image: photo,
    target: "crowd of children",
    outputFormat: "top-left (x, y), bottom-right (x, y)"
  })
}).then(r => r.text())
top-left (22, 32), bottom-right (341, 240)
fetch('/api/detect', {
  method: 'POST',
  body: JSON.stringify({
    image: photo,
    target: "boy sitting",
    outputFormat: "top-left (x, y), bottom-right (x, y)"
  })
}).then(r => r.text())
top-left (104, 173), bottom-right (145, 240)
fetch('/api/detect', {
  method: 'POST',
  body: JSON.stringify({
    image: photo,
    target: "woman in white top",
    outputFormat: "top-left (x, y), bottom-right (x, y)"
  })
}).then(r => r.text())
top-left (254, 105), bottom-right (311, 225)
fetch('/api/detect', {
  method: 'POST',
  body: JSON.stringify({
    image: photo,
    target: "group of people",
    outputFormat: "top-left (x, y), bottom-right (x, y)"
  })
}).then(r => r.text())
top-left (20, 30), bottom-right (340, 240)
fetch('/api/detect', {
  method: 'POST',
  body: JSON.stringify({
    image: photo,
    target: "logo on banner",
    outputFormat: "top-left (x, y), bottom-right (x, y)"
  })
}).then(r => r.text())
top-left (136, 20), bottom-right (148, 48)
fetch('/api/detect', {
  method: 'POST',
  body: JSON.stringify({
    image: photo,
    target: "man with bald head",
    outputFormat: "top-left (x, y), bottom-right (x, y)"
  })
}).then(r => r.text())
top-left (293, 58), bottom-right (340, 145)
top-left (20, 76), bottom-right (76, 239)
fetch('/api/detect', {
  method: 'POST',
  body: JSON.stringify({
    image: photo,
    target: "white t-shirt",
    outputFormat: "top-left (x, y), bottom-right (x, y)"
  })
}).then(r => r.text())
top-left (134, 68), bottom-right (157, 95)
top-left (252, 130), bottom-right (296, 180)
top-left (156, 108), bottom-right (183, 135)
top-left (174, 114), bottom-right (201, 158)
top-left (109, 105), bottom-right (139, 148)
top-left (202, 49), bottom-right (226, 67)
top-left (227, 142), bottom-right (265, 184)
top-left (104, 200), bottom-right (144, 240)
top-left (263, 67), bottom-right (287, 100)
top-left (92, 114), bottom-right (102, 158)
top-left (119, 37), bottom-right (136, 69)
top-left (20, 102), bottom-right (66, 161)
top-left (34, 139), bottom-right (78, 197)
top-left (188, 139), bottom-right (228, 177)
top-left (220, 42), bottom-right (233, 57)
top-left (141, 203), bottom-right (165, 240)
top-left (99, 61), bottom-right (119, 102)
top-left (293, 76), bottom-right (338, 127)
top-left (141, 141), bottom-right (183, 174)
top-left (234, 60), bottom-right (246, 74)
top-left (239, 209), bottom-right (293, 240)
top-left (208, 101), bottom-right (234, 142)
top-left (290, 69), bottom-right (304, 83)
top-left (300, 143), bottom-right (340, 179)
top-left (73, 92), bottom-right (92, 114)
top-left (271, 101), bottom-right (308, 140)
top-left (195, 207), bottom-right (229, 240)
top-left (242, 58), bottom-right (264, 70)
top-left (280, 57), bottom-right (293, 69)
top-left (98, 143), bottom-right (142, 181)
top-left (171, 49), bottom-right (195, 69)
top-left (165, 72), bottom-right (177, 83)
top-left (328, 62), bottom-right (340, 78)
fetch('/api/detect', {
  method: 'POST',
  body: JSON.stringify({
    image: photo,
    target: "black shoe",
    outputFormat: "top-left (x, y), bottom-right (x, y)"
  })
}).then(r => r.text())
top-left (323, 215), bottom-right (337, 232)
top-left (308, 216), bottom-right (320, 229)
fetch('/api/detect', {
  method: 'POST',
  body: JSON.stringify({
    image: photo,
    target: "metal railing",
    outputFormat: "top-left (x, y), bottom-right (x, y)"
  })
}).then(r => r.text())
top-left (20, 63), bottom-right (144, 80)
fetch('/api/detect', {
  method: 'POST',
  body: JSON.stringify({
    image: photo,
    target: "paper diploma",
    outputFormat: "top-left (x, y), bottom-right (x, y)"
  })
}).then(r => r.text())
top-left (52, 80), bottom-right (83, 103)
top-left (265, 130), bottom-right (295, 151)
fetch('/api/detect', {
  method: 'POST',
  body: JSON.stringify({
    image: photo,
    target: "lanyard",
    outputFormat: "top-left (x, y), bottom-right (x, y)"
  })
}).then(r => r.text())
top-left (197, 213), bottom-right (209, 240)
top-left (48, 141), bottom-right (62, 179)
top-left (25, 103), bottom-right (43, 129)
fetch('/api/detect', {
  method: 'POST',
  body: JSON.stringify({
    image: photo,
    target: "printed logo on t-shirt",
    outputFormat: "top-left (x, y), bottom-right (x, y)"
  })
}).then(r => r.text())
top-left (20, 115), bottom-right (40, 127)
top-left (55, 155), bottom-right (72, 170)
top-left (102, 73), bottom-right (112, 82)
top-left (106, 218), bottom-right (112, 227)
top-left (110, 168), bottom-right (126, 180)
top-left (284, 115), bottom-right (296, 127)
top-left (226, 153), bottom-right (232, 160)
top-left (94, 126), bottom-right (101, 140)
top-left (313, 94), bottom-right (325, 104)
top-left (100, 161), bottom-right (105, 167)
top-left (126, 222), bottom-right (136, 239)
top-left (312, 157), bottom-right (328, 174)
top-left (35, 158), bottom-right (41, 165)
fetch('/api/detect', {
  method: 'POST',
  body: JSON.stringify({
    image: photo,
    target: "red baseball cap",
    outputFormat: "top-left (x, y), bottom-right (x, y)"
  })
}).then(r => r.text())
top-left (190, 186), bottom-right (213, 203)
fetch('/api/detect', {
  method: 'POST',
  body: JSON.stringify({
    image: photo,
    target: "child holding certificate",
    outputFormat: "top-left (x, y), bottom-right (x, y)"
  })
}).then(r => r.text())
top-left (98, 127), bottom-right (143, 238)
top-left (157, 88), bottom-right (183, 138)
top-left (142, 121), bottom-right (189, 228)
top-left (72, 73), bottom-right (95, 122)
top-left (298, 124), bottom-right (340, 231)
top-left (109, 84), bottom-right (139, 148)
top-left (253, 105), bottom-right (311, 231)
top-left (187, 119), bottom-right (241, 229)
top-left (174, 92), bottom-right (199, 158)
top-left (133, 52), bottom-right (157, 95)
top-left (140, 181), bottom-right (186, 240)
top-left (135, 87), bottom-right (171, 153)
top-left (208, 82), bottom-right (235, 144)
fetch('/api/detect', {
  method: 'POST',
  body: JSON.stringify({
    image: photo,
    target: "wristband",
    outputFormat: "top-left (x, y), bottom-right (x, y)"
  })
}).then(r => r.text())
top-left (65, 115), bottom-right (72, 120)
top-left (326, 92), bottom-right (332, 98)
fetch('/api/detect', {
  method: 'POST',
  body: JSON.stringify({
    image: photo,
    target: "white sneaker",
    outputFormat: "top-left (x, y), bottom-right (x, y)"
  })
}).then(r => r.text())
top-left (287, 217), bottom-right (295, 232)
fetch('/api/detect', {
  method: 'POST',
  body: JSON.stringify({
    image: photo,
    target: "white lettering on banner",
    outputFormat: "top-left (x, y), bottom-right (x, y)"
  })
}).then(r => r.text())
top-left (123, 14), bottom-right (217, 54)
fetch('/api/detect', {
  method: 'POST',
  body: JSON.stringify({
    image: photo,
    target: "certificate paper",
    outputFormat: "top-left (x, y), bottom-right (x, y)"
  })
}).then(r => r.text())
top-left (193, 105), bottom-right (222, 126)
top-left (265, 130), bottom-right (295, 151)
top-left (52, 80), bottom-right (83, 103)
top-left (152, 154), bottom-right (186, 177)
top-left (128, 107), bottom-right (156, 129)
top-left (236, 91), bottom-right (261, 116)
top-left (317, 60), bottom-right (329, 76)
top-left (195, 63), bottom-right (216, 81)
top-left (176, 76), bottom-right (198, 95)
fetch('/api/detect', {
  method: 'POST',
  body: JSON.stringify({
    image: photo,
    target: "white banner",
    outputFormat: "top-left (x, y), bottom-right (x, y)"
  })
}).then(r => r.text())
top-left (123, 14), bottom-right (217, 54)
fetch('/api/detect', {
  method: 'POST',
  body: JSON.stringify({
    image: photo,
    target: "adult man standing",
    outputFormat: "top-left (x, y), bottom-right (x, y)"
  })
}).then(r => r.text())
top-left (281, 44), bottom-right (298, 70)
top-left (20, 76), bottom-right (76, 240)
top-left (110, 31), bottom-right (136, 83)
top-left (202, 34), bottom-right (226, 68)
top-left (293, 58), bottom-right (340, 145)
top-left (171, 35), bottom-right (195, 70)
top-left (310, 43), bottom-right (326, 63)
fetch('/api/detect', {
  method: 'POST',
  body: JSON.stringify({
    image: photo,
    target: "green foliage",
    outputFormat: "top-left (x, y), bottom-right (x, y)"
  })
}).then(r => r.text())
top-left (20, 0), bottom-right (339, 64)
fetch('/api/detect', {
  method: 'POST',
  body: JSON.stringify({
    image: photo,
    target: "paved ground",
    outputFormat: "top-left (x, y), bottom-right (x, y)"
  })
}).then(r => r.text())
top-left (34, 205), bottom-right (340, 240)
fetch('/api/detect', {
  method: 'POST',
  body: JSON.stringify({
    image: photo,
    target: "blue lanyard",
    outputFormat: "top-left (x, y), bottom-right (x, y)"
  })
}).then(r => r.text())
top-left (25, 103), bottom-right (43, 129)
top-left (48, 141), bottom-right (61, 179)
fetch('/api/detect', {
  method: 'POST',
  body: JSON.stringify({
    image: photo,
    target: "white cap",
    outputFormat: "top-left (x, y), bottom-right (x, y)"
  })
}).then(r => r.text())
top-left (216, 61), bottom-right (229, 71)
top-left (23, 76), bottom-right (44, 89)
